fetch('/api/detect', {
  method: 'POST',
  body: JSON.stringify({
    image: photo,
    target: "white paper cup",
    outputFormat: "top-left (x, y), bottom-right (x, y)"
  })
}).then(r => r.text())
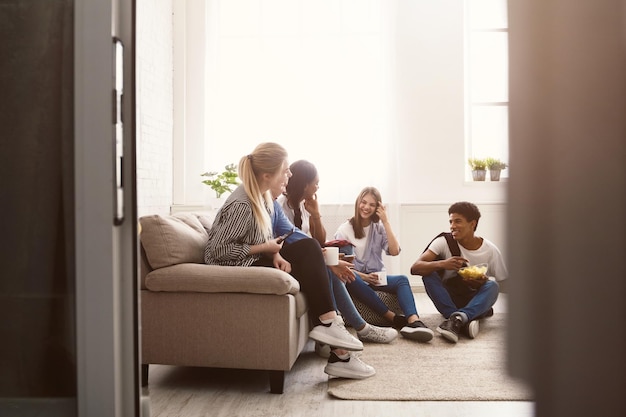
top-left (374, 271), bottom-right (387, 286)
top-left (324, 247), bottom-right (339, 266)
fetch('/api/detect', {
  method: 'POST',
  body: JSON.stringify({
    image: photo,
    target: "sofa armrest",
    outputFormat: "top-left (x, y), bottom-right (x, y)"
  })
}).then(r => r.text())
top-left (144, 264), bottom-right (301, 295)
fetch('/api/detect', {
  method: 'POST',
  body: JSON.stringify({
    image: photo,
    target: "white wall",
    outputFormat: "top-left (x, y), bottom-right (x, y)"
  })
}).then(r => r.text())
top-left (136, 0), bottom-right (174, 217)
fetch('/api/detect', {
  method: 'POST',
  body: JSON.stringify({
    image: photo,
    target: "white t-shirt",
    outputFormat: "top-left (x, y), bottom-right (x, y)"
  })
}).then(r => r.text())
top-left (276, 194), bottom-right (311, 235)
top-left (335, 221), bottom-right (370, 260)
top-left (335, 220), bottom-right (390, 273)
top-left (428, 235), bottom-right (508, 281)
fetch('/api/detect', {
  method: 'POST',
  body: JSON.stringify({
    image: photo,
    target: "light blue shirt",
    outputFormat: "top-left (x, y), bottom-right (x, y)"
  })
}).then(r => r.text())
top-left (335, 220), bottom-right (392, 274)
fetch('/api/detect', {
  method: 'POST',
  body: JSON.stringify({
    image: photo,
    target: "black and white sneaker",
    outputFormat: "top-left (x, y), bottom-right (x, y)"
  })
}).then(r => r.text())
top-left (309, 316), bottom-right (363, 351)
top-left (436, 316), bottom-right (464, 343)
top-left (400, 320), bottom-right (434, 342)
top-left (324, 351), bottom-right (376, 379)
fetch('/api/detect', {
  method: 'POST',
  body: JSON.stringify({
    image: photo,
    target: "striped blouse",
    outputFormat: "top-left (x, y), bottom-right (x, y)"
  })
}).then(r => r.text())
top-left (204, 185), bottom-right (271, 266)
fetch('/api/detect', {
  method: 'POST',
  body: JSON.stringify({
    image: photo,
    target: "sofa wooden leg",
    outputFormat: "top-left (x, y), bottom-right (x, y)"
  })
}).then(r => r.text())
top-left (268, 370), bottom-right (285, 394)
top-left (142, 364), bottom-right (149, 387)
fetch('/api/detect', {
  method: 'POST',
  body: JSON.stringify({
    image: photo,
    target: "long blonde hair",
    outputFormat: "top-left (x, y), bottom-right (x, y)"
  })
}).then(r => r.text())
top-left (238, 142), bottom-right (288, 237)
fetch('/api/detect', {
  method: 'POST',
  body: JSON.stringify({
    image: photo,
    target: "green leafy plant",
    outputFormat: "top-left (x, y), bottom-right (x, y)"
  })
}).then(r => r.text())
top-left (201, 163), bottom-right (240, 198)
top-left (468, 157), bottom-right (487, 171)
top-left (485, 157), bottom-right (508, 170)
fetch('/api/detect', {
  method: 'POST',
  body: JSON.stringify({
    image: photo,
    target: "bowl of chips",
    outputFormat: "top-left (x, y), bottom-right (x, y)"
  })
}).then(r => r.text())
top-left (458, 263), bottom-right (488, 280)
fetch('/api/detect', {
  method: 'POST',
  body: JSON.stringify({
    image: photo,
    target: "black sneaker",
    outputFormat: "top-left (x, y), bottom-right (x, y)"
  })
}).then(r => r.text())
top-left (436, 316), bottom-right (464, 343)
top-left (392, 315), bottom-right (408, 330)
top-left (400, 320), bottom-right (434, 342)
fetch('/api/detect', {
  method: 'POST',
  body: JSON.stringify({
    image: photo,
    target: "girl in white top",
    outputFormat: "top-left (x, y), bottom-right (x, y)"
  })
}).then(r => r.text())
top-left (277, 160), bottom-right (325, 245)
top-left (334, 187), bottom-right (434, 342)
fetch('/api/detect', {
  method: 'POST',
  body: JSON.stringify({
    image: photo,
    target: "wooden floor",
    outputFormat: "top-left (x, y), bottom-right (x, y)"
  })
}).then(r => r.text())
top-left (143, 292), bottom-right (535, 417)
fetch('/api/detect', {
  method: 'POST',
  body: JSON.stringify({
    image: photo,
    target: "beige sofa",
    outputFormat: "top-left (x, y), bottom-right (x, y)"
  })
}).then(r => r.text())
top-left (139, 213), bottom-right (310, 394)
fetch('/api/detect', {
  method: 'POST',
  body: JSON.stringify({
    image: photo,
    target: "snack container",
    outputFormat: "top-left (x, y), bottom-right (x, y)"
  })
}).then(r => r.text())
top-left (458, 263), bottom-right (488, 280)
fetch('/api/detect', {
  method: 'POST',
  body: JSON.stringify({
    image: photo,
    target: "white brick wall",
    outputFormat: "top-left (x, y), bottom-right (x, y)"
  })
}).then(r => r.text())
top-left (136, 0), bottom-right (174, 217)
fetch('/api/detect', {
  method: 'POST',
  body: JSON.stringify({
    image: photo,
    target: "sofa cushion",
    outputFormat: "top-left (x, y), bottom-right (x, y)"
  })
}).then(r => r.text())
top-left (139, 214), bottom-right (208, 270)
top-left (144, 264), bottom-right (301, 295)
top-left (196, 213), bottom-right (215, 233)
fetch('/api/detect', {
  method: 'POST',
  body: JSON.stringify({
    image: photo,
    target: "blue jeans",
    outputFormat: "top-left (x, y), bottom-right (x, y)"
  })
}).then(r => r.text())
top-left (422, 271), bottom-right (499, 321)
top-left (328, 268), bottom-right (366, 330)
top-left (345, 273), bottom-right (418, 318)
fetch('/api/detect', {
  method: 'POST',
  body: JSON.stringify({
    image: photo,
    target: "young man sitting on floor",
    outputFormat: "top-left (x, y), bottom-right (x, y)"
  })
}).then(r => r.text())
top-left (410, 201), bottom-right (508, 343)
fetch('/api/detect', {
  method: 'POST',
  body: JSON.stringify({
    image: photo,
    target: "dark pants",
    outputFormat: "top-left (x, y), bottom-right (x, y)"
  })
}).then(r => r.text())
top-left (254, 238), bottom-right (335, 325)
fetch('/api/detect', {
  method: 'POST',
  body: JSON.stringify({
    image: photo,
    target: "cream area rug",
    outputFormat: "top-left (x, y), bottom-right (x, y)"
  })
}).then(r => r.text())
top-left (327, 314), bottom-right (533, 401)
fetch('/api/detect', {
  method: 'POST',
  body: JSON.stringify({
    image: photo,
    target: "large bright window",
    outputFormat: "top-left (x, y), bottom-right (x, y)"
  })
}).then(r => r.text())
top-left (203, 0), bottom-right (393, 203)
top-left (173, 1), bottom-right (510, 208)
top-left (465, 0), bottom-right (509, 178)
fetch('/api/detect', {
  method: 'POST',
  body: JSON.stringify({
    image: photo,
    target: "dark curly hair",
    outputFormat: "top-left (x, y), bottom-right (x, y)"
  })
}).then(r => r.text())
top-left (448, 201), bottom-right (481, 231)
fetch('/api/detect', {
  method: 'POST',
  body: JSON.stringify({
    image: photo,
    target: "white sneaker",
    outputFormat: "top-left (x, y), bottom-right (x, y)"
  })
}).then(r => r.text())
top-left (309, 316), bottom-right (363, 351)
top-left (314, 342), bottom-right (331, 359)
top-left (466, 320), bottom-right (480, 339)
top-left (324, 352), bottom-right (376, 379)
top-left (358, 324), bottom-right (398, 344)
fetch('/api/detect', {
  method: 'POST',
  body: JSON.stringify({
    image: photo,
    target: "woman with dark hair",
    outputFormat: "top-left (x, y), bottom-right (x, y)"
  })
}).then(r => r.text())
top-left (334, 187), bottom-right (435, 342)
top-left (204, 143), bottom-right (375, 379)
top-left (278, 161), bottom-right (398, 349)
top-left (279, 160), bottom-right (326, 244)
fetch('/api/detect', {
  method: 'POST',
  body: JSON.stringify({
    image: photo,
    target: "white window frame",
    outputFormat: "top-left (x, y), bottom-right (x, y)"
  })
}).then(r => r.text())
top-left (464, 0), bottom-right (509, 181)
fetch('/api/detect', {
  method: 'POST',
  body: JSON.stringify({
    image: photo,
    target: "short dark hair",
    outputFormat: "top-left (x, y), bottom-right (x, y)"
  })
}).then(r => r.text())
top-left (448, 201), bottom-right (481, 231)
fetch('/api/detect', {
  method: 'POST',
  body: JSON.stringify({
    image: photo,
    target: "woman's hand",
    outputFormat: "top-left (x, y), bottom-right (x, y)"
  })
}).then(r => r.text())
top-left (376, 201), bottom-right (388, 223)
top-left (304, 193), bottom-right (321, 218)
top-left (329, 260), bottom-right (356, 284)
top-left (264, 237), bottom-right (284, 254)
top-left (249, 237), bottom-right (283, 256)
top-left (359, 271), bottom-right (381, 286)
top-left (272, 253), bottom-right (291, 273)
top-left (376, 201), bottom-right (402, 256)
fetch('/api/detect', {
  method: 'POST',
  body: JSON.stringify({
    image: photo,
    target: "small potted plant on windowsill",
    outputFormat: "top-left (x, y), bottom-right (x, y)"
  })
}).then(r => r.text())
top-left (468, 158), bottom-right (487, 181)
top-left (485, 157), bottom-right (508, 181)
top-left (201, 163), bottom-right (240, 208)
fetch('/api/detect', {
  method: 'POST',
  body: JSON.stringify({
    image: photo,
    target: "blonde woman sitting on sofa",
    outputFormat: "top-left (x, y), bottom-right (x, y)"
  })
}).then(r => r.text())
top-left (204, 142), bottom-right (375, 380)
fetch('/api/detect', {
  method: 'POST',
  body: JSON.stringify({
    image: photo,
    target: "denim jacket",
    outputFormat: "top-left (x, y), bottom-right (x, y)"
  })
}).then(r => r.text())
top-left (271, 200), bottom-right (309, 244)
